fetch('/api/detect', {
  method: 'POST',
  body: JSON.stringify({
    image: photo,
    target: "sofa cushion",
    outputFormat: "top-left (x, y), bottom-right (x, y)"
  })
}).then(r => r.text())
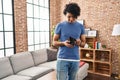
top-left (1, 75), bottom-right (32, 80)
top-left (47, 48), bottom-right (57, 61)
top-left (17, 67), bottom-right (53, 80)
top-left (31, 48), bottom-right (48, 65)
top-left (38, 60), bottom-right (57, 69)
top-left (0, 57), bottom-right (13, 79)
top-left (76, 63), bottom-right (89, 80)
top-left (10, 52), bottom-right (34, 73)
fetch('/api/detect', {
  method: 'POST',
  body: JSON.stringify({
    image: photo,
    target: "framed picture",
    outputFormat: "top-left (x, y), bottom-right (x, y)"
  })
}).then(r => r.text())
top-left (77, 20), bottom-right (84, 25)
top-left (88, 30), bottom-right (97, 37)
top-left (85, 28), bottom-right (90, 36)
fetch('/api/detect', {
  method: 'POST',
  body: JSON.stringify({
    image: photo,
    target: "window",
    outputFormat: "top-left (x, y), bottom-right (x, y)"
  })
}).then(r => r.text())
top-left (0, 0), bottom-right (14, 58)
top-left (27, 0), bottom-right (50, 51)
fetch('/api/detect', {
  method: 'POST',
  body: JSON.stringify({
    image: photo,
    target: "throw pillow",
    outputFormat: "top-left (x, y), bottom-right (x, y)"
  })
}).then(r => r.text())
top-left (79, 61), bottom-right (85, 67)
top-left (47, 48), bottom-right (58, 62)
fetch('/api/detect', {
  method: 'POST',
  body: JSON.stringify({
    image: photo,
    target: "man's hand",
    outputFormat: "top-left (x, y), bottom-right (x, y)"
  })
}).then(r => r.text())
top-left (75, 39), bottom-right (81, 46)
top-left (63, 40), bottom-right (74, 48)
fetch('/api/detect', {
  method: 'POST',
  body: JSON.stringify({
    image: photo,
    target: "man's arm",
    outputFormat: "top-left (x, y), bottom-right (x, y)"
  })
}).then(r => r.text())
top-left (80, 34), bottom-right (86, 47)
top-left (53, 34), bottom-right (64, 46)
top-left (53, 34), bottom-right (73, 48)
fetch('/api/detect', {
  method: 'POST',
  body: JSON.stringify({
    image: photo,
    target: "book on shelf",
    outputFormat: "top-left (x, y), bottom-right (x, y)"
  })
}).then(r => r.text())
top-left (94, 41), bottom-right (101, 49)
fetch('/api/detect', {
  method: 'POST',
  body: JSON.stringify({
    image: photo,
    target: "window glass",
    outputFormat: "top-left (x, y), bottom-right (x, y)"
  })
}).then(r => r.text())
top-left (34, 5), bottom-right (39, 18)
top-left (27, 18), bottom-right (33, 31)
top-left (27, 0), bottom-right (50, 51)
top-left (40, 7), bottom-right (45, 19)
top-left (40, 32), bottom-right (45, 43)
top-left (44, 20), bottom-right (49, 31)
top-left (33, 0), bottom-right (39, 5)
top-left (0, 0), bottom-right (2, 13)
top-left (5, 32), bottom-right (13, 48)
top-left (4, 15), bottom-right (13, 31)
top-left (0, 32), bottom-right (4, 48)
top-left (28, 32), bottom-right (34, 45)
top-left (39, 0), bottom-right (44, 6)
top-left (45, 43), bottom-right (49, 48)
top-left (0, 0), bottom-right (14, 57)
top-left (27, 0), bottom-right (33, 3)
top-left (34, 19), bottom-right (39, 31)
top-left (40, 44), bottom-right (46, 48)
top-left (3, 0), bottom-right (12, 14)
top-left (39, 19), bottom-right (46, 31)
top-left (6, 48), bottom-right (14, 56)
top-left (44, 8), bottom-right (49, 19)
top-left (35, 45), bottom-right (40, 50)
top-left (35, 32), bottom-right (40, 44)
top-left (39, 19), bottom-right (49, 31)
top-left (28, 46), bottom-right (34, 51)
top-left (0, 14), bottom-right (3, 31)
top-left (45, 0), bottom-right (48, 7)
top-left (0, 50), bottom-right (4, 58)
top-left (27, 3), bottom-right (33, 17)
top-left (45, 32), bottom-right (49, 43)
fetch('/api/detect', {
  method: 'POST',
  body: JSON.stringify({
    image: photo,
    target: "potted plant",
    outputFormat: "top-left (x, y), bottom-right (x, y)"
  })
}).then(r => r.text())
top-left (51, 25), bottom-right (58, 49)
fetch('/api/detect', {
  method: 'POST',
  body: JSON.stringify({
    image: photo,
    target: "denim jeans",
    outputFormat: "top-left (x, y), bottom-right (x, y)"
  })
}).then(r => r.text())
top-left (57, 60), bottom-right (79, 80)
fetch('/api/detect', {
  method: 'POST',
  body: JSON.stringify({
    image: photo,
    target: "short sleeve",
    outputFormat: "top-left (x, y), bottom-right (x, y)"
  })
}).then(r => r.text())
top-left (54, 23), bottom-right (61, 35)
top-left (81, 25), bottom-right (85, 35)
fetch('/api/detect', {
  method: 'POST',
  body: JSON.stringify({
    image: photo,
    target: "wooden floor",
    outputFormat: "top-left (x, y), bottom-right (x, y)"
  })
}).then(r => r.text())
top-left (38, 71), bottom-right (116, 80)
top-left (37, 71), bottom-right (56, 80)
top-left (84, 73), bottom-right (116, 80)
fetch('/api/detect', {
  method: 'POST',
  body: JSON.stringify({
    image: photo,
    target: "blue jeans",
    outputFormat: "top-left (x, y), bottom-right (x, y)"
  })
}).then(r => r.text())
top-left (57, 60), bottom-right (79, 80)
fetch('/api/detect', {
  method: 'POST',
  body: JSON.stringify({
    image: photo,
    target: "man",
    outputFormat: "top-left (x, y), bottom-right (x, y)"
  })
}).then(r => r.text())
top-left (53, 3), bottom-right (86, 80)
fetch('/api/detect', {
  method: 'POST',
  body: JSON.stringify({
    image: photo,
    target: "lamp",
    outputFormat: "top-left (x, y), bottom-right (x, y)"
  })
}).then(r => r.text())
top-left (112, 24), bottom-right (120, 36)
top-left (112, 24), bottom-right (120, 79)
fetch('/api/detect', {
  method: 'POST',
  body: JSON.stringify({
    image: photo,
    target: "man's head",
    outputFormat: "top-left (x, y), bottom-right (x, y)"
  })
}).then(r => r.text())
top-left (63, 3), bottom-right (81, 23)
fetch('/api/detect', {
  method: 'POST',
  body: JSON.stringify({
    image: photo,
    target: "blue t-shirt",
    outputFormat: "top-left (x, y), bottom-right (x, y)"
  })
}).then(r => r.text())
top-left (55, 21), bottom-right (85, 60)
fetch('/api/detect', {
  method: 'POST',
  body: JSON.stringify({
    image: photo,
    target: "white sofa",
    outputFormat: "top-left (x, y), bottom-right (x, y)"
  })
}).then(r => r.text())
top-left (0, 48), bottom-right (89, 80)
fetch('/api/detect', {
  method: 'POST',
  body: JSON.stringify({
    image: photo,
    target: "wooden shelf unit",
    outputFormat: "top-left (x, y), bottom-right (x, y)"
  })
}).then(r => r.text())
top-left (86, 37), bottom-right (97, 49)
top-left (80, 48), bottom-right (112, 77)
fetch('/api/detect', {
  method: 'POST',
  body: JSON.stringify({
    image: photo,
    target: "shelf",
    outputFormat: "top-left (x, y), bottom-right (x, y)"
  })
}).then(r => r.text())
top-left (95, 49), bottom-right (111, 52)
top-left (95, 60), bottom-right (110, 64)
top-left (85, 37), bottom-right (97, 49)
top-left (80, 59), bottom-right (93, 62)
top-left (95, 62), bottom-right (111, 76)
top-left (80, 48), bottom-right (94, 50)
top-left (80, 49), bottom-right (94, 60)
top-left (80, 48), bottom-right (111, 77)
top-left (95, 50), bottom-right (111, 63)
top-left (81, 60), bottom-right (94, 71)
top-left (94, 72), bottom-right (111, 77)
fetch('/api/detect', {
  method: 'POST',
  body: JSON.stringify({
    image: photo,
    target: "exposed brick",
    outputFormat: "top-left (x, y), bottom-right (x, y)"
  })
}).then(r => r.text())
top-left (14, 0), bottom-right (28, 52)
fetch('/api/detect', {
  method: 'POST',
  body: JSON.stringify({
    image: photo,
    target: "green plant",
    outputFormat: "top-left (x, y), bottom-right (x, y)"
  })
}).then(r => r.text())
top-left (51, 25), bottom-right (55, 37)
top-left (102, 45), bottom-right (106, 49)
top-left (51, 25), bottom-right (58, 49)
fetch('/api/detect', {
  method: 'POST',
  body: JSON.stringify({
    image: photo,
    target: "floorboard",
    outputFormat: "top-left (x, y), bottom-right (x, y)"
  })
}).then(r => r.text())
top-left (83, 73), bottom-right (116, 80)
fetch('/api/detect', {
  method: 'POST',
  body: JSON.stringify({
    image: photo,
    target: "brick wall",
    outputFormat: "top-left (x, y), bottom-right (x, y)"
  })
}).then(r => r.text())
top-left (50, 0), bottom-right (120, 74)
top-left (14, 0), bottom-right (28, 52)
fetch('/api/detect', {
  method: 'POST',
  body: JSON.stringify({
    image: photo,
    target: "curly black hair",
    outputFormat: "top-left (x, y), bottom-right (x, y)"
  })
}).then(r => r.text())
top-left (63, 3), bottom-right (81, 18)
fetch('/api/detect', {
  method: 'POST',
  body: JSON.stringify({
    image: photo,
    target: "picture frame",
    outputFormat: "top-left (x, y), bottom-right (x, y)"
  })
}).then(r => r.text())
top-left (77, 20), bottom-right (84, 25)
top-left (87, 30), bottom-right (97, 37)
top-left (85, 28), bottom-right (90, 36)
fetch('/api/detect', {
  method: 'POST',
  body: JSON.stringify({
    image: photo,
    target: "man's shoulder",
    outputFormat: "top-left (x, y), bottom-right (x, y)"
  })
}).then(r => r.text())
top-left (59, 21), bottom-right (66, 25)
top-left (56, 21), bottom-right (66, 27)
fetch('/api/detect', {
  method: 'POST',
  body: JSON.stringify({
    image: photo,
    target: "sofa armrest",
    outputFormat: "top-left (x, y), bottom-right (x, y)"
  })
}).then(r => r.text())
top-left (47, 48), bottom-right (58, 62)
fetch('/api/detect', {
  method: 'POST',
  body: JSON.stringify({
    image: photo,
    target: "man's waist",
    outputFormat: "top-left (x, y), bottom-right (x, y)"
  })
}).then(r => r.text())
top-left (57, 58), bottom-right (80, 62)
